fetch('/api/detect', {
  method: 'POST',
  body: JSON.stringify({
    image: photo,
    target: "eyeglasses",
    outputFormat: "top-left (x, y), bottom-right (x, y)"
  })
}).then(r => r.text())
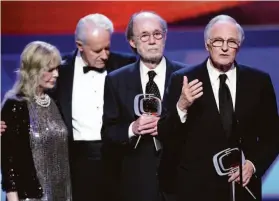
top-left (209, 38), bottom-right (240, 49)
top-left (135, 31), bottom-right (165, 42)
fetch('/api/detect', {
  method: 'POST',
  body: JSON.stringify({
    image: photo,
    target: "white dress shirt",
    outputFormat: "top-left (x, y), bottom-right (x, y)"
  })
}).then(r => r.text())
top-left (128, 57), bottom-right (167, 137)
top-left (72, 51), bottom-right (107, 141)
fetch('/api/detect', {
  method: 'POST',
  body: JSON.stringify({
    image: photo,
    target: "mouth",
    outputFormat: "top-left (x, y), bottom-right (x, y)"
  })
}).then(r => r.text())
top-left (148, 48), bottom-right (159, 52)
top-left (220, 54), bottom-right (230, 57)
top-left (96, 61), bottom-right (106, 66)
top-left (49, 80), bottom-right (56, 85)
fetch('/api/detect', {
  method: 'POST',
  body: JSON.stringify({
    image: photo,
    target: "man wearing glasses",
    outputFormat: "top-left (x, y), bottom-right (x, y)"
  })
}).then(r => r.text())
top-left (101, 11), bottom-right (185, 201)
top-left (158, 15), bottom-right (279, 201)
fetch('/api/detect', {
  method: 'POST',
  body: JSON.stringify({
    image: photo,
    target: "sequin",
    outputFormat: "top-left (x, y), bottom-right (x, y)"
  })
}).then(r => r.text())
top-left (21, 99), bottom-right (72, 201)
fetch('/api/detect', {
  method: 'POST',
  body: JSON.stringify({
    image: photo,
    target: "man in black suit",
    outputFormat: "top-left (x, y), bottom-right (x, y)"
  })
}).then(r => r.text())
top-left (54, 13), bottom-right (136, 201)
top-left (101, 11), bottom-right (185, 201)
top-left (158, 15), bottom-right (279, 201)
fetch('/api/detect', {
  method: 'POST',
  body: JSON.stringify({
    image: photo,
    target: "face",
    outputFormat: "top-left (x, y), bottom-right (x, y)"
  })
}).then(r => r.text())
top-left (205, 21), bottom-right (241, 70)
top-left (129, 14), bottom-right (166, 64)
top-left (39, 65), bottom-right (59, 90)
top-left (76, 27), bottom-right (111, 68)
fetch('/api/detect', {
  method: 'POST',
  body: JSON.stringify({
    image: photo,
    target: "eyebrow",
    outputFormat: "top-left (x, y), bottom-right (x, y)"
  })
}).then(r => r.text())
top-left (212, 37), bottom-right (238, 41)
top-left (140, 29), bottom-right (163, 34)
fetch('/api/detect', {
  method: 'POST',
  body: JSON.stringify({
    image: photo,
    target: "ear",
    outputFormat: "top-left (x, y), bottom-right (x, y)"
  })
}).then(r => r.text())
top-left (205, 40), bottom-right (210, 51)
top-left (129, 39), bottom-right (136, 49)
top-left (76, 40), bottom-right (84, 52)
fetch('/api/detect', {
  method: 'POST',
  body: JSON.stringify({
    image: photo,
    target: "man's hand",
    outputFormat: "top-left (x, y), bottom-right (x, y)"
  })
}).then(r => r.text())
top-left (132, 114), bottom-right (159, 136)
top-left (228, 160), bottom-right (255, 187)
top-left (177, 76), bottom-right (203, 111)
top-left (1, 121), bottom-right (7, 135)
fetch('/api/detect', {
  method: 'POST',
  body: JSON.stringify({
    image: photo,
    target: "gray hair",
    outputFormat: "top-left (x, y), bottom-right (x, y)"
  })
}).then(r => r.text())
top-left (75, 13), bottom-right (114, 43)
top-left (204, 15), bottom-right (245, 44)
top-left (4, 41), bottom-right (61, 102)
top-left (125, 11), bottom-right (168, 49)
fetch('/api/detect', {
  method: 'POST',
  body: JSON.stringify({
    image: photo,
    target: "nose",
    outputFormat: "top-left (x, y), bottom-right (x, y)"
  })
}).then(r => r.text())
top-left (148, 35), bottom-right (156, 44)
top-left (100, 49), bottom-right (109, 60)
top-left (221, 42), bottom-right (229, 52)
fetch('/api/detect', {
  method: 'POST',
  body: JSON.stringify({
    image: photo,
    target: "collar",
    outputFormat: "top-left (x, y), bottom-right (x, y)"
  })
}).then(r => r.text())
top-left (140, 57), bottom-right (166, 77)
top-left (206, 58), bottom-right (236, 84)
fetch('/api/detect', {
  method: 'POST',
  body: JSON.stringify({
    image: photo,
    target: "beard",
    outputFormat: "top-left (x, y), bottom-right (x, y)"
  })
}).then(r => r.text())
top-left (137, 43), bottom-right (164, 65)
top-left (141, 55), bottom-right (163, 64)
top-left (140, 53), bottom-right (163, 65)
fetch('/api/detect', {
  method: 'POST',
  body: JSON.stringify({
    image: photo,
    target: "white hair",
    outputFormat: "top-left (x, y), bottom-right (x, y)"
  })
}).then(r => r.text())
top-left (75, 13), bottom-right (114, 43)
top-left (204, 15), bottom-right (245, 44)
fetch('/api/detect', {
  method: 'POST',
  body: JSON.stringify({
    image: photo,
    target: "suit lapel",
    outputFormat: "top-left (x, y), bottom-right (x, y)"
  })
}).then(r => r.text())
top-left (199, 62), bottom-right (220, 117)
top-left (126, 60), bottom-right (143, 117)
top-left (58, 50), bottom-right (77, 138)
top-left (234, 63), bottom-right (247, 122)
top-left (195, 61), bottom-right (227, 140)
top-left (163, 58), bottom-right (176, 100)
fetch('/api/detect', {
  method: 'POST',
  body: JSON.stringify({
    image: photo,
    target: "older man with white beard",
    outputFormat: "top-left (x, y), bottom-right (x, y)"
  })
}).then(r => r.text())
top-left (101, 11), bottom-right (186, 201)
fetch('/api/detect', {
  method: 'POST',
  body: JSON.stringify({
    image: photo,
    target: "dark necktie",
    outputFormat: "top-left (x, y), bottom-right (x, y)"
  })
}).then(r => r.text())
top-left (144, 71), bottom-right (161, 114)
top-left (219, 74), bottom-right (234, 137)
top-left (83, 66), bottom-right (106, 74)
top-left (145, 71), bottom-right (161, 99)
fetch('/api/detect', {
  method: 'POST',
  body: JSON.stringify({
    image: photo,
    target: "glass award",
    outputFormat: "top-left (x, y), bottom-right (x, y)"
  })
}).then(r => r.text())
top-left (213, 147), bottom-right (256, 200)
top-left (134, 94), bottom-right (162, 116)
top-left (133, 94), bottom-right (162, 151)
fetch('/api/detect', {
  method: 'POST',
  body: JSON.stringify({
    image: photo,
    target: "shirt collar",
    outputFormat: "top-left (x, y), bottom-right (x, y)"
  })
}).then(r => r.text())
top-left (140, 57), bottom-right (166, 78)
top-left (206, 58), bottom-right (236, 84)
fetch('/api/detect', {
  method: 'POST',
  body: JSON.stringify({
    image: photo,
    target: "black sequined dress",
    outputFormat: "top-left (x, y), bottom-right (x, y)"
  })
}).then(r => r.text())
top-left (1, 97), bottom-right (72, 201)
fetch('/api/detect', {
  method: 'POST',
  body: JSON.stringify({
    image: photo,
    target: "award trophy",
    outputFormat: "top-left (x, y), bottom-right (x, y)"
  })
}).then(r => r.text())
top-left (213, 148), bottom-right (256, 200)
top-left (134, 93), bottom-right (162, 151)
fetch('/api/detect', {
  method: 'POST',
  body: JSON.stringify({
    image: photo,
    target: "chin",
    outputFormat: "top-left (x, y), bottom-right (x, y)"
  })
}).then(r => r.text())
top-left (96, 65), bottom-right (105, 68)
top-left (217, 59), bottom-right (233, 66)
top-left (47, 85), bottom-right (55, 90)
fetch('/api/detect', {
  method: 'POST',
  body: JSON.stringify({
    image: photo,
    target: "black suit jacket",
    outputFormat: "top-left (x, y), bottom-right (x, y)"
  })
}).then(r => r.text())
top-left (101, 58), bottom-right (186, 201)
top-left (158, 59), bottom-right (279, 201)
top-left (1, 98), bottom-right (43, 199)
top-left (53, 50), bottom-right (136, 142)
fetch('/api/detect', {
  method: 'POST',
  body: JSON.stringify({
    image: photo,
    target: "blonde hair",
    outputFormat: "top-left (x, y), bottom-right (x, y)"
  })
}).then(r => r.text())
top-left (4, 41), bottom-right (61, 102)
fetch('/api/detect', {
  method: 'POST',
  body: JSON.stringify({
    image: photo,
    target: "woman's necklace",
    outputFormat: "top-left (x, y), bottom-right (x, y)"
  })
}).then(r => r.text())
top-left (34, 93), bottom-right (50, 107)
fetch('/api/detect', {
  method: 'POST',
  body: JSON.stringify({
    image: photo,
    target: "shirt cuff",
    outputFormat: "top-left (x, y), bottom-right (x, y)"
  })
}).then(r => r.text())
top-left (246, 160), bottom-right (256, 173)
top-left (128, 122), bottom-right (136, 138)
top-left (176, 103), bottom-right (187, 123)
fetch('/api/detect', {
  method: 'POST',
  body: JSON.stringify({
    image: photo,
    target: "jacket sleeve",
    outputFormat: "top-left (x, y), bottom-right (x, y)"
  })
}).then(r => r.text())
top-left (101, 75), bottom-right (131, 144)
top-left (1, 99), bottom-right (25, 192)
top-left (158, 71), bottom-right (185, 142)
top-left (248, 75), bottom-right (279, 178)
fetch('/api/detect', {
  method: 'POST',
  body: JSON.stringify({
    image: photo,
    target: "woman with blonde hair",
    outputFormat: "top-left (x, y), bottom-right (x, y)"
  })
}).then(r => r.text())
top-left (1, 41), bottom-right (72, 201)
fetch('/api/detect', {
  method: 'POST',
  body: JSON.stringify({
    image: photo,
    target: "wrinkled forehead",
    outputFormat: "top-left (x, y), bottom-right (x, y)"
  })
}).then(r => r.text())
top-left (133, 14), bottom-right (163, 34)
top-left (209, 21), bottom-right (239, 40)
